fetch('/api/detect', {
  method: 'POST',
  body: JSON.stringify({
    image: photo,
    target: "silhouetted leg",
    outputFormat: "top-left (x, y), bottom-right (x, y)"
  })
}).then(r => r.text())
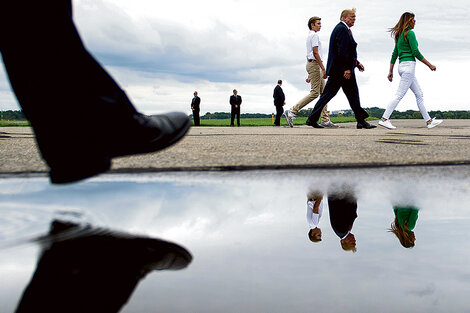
top-left (0, 1), bottom-right (190, 183)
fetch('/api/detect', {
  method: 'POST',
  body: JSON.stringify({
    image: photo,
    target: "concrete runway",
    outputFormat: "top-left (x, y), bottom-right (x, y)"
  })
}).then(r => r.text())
top-left (1, 119), bottom-right (469, 178)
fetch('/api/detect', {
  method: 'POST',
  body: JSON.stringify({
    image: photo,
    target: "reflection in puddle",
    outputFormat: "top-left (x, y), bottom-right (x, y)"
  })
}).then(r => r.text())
top-left (1, 167), bottom-right (470, 312)
top-left (16, 220), bottom-right (191, 313)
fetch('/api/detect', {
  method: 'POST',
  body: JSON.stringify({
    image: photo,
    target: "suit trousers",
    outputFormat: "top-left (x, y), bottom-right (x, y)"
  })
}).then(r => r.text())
top-left (274, 105), bottom-right (284, 126)
top-left (193, 110), bottom-right (200, 126)
top-left (0, 0), bottom-right (140, 173)
top-left (307, 73), bottom-right (368, 123)
top-left (231, 106), bottom-right (240, 126)
top-left (291, 61), bottom-right (329, 123)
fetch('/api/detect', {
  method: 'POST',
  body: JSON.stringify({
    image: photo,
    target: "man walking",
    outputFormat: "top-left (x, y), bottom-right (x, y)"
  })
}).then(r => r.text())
top-left (191, 91), bottom-right (201, 126)
top-left (305, 9), bottom-right (376, 129)
top-left (284, 16), bottom-right (338, 128)
top-left (229, 89), bottom-right (242, 126)
top-left (273, 80), bottom-right (285, 126)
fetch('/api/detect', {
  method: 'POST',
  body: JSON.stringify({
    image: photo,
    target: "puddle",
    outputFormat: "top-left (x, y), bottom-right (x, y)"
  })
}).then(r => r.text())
top-left (1, 166), bottom-right (470, 312)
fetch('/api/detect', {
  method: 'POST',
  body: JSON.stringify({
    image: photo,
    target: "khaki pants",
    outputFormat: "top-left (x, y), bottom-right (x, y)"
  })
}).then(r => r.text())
top-left (291, 60), bottom-right (329, 123)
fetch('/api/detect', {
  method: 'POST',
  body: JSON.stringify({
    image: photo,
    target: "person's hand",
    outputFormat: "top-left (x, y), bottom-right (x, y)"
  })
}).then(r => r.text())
top-left (388, 72), bottom-right (393, 82)
top-left (429, 64), bottom-right (436, 71)
top-left (357, 63), bottom-right (364, 72)
top-left (306, 76), bottom-right (311, 83)
top-left (322, 69), bottom-right (327, 79)
top-left (344, 70), bottom-right (351, 79)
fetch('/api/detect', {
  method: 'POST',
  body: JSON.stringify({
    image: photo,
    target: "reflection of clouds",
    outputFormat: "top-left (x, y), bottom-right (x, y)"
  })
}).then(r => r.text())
top-left (1, 168), bottom-right (470, 312)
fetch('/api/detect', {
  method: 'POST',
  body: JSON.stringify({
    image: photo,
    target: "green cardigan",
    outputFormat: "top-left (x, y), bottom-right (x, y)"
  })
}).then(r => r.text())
top-left (393, 206), bottom-right (419, 232)
top-left (390, 29), bottom-right (424, 64)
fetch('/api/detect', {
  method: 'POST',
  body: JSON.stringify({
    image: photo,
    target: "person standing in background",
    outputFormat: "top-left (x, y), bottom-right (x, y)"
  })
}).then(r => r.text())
top-left (191, 91), bottom-right (201, 126)
top-left (229, 89), bottom-right (242, 126)
top-left (273, 80), bottom-right (285, 126)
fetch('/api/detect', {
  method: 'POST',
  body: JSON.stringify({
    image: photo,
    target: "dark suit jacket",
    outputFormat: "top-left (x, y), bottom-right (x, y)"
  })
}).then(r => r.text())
top-left (328, 193), bottom-right (357, 239)
top-left (191, 96), bottom-right (200, 111)
top-left (230, 95), bottom-right (242, 106)
top-left (273, 85), bottom-right (285, 107)
top-left (326, 22), bottom-right (359, 77)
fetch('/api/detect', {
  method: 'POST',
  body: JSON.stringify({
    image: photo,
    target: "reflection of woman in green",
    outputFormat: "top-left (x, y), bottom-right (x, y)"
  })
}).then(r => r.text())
top-left (389, 206), bottom-right (419, 248)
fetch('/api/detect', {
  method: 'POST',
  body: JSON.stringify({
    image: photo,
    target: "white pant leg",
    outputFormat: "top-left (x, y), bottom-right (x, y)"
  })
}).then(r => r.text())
top-left (409, 73), bottom-right (431, 122)
top-left (382, 61), bottom-right (415, 120)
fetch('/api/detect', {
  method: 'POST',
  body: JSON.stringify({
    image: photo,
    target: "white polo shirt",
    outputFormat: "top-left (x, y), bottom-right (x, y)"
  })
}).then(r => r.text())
top-left (307, 199), bottom-right (323, 229)
top-left (306, 30), bottom-right (323, 61)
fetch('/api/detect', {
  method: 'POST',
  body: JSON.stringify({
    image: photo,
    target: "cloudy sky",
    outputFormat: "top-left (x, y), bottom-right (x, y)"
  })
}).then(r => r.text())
top-left (1, 0), bottom-right (469, 115)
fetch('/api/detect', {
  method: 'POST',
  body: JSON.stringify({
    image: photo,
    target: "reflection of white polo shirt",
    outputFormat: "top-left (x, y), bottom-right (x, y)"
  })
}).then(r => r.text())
top-left (307, 200), bottom-right (323, 229)
top-left (306, 30), bottom-right (323, 62)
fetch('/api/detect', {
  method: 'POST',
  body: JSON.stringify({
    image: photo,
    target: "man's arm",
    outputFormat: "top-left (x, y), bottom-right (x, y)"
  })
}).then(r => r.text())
top-left (312, 47), bottom-right (327, 79)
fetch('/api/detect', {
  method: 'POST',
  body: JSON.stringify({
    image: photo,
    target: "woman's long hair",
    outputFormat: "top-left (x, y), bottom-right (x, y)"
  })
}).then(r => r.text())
top-left (389, 218), bottom-right (415, 248)
top-left (389, 12), bottom-right (415, 43)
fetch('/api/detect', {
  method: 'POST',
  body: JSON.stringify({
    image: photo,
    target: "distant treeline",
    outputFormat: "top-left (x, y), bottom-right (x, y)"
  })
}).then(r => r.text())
top-left (199, 107), bottom-right (470, 119)
top-left (2, 109), bottom-right (469, 121)
top-left (0, 110), bottom-right (26, 120)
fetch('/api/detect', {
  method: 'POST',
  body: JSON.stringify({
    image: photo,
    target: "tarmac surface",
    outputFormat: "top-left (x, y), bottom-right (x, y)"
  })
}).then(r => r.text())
top-left (1, 119), bottom-right (469, 178)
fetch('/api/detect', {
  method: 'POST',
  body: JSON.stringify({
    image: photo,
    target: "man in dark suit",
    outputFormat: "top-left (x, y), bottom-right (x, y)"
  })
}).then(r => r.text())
top-left (328, 185), bottom-right (358, 252)
top-left (229, 89), bottom-right (242, 126)
top-left (305, 8), bottom-right (376, 129)
top-left (191, 91), bottom-right (201, 126)
top-left (273, 80), bottom-right (285, 126)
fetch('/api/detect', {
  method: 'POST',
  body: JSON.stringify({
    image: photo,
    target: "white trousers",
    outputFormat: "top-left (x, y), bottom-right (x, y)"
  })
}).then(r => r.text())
top-left (383, 61), bottom-right (431, 121)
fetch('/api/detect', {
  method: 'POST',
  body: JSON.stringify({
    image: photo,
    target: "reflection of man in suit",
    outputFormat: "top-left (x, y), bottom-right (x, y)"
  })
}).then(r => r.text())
top-left (305, 8), bottom-right (376, 129)
top-left (191, 91), bottom-right (201, 126)
top-left (273, 80), bottom-right (285, 126)
top-left (229, 89), bottom-right (242, 126)
top-left (328, 186), bottom-right (358, 252)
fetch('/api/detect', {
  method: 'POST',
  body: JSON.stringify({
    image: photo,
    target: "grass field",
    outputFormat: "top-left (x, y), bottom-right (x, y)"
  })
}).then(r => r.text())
top-left (0, 120), bottom-right (30, 127)
top-left (194, 116), bottom-right (376, 127)
top-left (0, 116), bottom-right (377, 127)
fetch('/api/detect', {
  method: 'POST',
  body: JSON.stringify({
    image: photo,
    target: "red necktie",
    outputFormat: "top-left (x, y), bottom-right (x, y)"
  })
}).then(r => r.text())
top-left (349, 29), bottom-right (353, 37)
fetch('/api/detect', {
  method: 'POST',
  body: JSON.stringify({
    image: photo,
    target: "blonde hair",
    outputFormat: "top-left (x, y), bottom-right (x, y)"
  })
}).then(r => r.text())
top-left (340, 8), bottom-right (356, 21)
top-left (389, 12), bottom-right (415, 43)
top-left (388, 218), bottom-right (415, 248)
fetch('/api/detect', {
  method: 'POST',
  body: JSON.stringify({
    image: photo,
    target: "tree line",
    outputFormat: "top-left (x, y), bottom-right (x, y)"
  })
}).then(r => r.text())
top-left (198, 107), bottom-right (470, 119)
top-left (2, 109), bottom-right (469, 120)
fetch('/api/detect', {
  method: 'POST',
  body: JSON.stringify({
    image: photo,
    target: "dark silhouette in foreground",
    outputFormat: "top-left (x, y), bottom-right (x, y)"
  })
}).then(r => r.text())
top-left (0, 1), bottom-right (190, 184)
top-left (15, 220), bottom-right (192, 313)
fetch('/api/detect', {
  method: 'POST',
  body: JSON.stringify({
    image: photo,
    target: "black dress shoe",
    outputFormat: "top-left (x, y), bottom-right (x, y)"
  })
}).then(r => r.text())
top-left (49, 112), bottom-right (191, 184)
top-left (108, 112), bottom-right (191, 158)
top-left (356, 121), bottom-right (377, 129)
top-left (306, 119), bottom-right (325, 128)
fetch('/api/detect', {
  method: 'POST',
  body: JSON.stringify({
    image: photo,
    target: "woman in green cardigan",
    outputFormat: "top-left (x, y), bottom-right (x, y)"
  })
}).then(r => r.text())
top-left (389, 206), bottom-right (419, 248)
top-left (379, 12), bottom-right (442, 130)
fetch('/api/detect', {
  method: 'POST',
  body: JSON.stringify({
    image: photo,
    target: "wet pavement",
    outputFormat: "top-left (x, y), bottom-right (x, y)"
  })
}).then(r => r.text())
top-left (1, 166), bottom-right (470, 312)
